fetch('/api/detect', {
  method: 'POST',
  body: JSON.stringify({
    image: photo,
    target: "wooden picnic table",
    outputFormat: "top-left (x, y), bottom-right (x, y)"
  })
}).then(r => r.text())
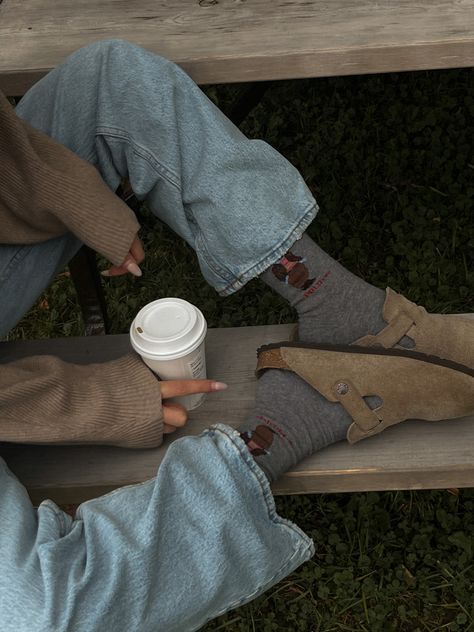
top-left (1, 0), bottom-right (474, 96)
top-left (2, 321), bottom-right (474, 505)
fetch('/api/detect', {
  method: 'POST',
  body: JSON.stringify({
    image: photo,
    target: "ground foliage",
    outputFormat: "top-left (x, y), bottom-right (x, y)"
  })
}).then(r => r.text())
top-left (9, 67), bottom-right (474, 630)
top-left (204, 490), bottom-right (474, 631)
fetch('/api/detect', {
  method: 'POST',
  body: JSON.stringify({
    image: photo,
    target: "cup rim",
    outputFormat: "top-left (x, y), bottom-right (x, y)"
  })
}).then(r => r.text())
top-left (130, 298), bottom-right (207, 361)
top-left (131, 327), bottom-right (207, 361)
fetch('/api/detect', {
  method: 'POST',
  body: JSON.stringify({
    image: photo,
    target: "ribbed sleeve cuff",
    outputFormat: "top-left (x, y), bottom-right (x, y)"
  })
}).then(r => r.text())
top-left (92, 353), bottom-right (164, 448)
top-left (0, 95), bottom-right (142, 263)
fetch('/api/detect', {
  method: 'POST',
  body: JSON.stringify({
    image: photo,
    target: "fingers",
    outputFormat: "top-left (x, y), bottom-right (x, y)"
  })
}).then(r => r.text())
top-left (162, 402), bottom-right (188, 433)
top-left (160, 379), bottom-right (228, 399)
top-left (163, 424), bottom-right (178, 434)
top-left (161, 380), bottom-right (228, 434)
top-left (101, 263), bottom-right (129, 277)
top-left (101, 236), bottom-right (144, 277)
top-left (130, 236), bottom-right (145, 264)
top-left (102, 254), bottom-right (142, 277)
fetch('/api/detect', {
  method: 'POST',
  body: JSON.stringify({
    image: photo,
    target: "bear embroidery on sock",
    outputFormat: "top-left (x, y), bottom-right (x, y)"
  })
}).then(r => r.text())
top-left (241, 425), bottom-right (276, 456)
top-left (271, 251), bottom-right (315, 290)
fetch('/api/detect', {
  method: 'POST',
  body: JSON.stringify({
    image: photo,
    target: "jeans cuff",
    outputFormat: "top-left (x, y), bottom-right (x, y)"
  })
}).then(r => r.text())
top-left (216, 201), bottom-right (319, 296)
top-left (205, 423), bottom-right (315, 553)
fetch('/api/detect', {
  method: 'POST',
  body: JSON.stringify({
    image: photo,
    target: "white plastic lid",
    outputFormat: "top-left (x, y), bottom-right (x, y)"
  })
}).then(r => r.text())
top-left (130, 298), bottom-right (207, 361)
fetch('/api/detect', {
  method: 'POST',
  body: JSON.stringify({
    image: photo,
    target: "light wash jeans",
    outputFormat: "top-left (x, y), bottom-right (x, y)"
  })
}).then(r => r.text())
top-left (0, 40), bottom-right (317, 631)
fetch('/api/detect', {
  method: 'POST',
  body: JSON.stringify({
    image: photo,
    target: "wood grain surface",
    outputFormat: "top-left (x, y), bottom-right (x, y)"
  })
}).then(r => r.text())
top-left (1, 0), bottom-right (474, 95)
top-left (1, 319), bottom-right (473, 504)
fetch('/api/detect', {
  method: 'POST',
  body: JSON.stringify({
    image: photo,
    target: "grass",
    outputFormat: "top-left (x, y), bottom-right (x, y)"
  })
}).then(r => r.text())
top-left (205, 489), bottom-right (474, 632)
top-left (9, 66), bottom-right (474, 630)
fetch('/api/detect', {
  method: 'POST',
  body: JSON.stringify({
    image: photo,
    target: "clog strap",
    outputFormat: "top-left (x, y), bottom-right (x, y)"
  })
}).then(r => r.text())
top-left (330, 378), bottom-right (383, 443)
top-left (356, 310), bottom-right (414, 349)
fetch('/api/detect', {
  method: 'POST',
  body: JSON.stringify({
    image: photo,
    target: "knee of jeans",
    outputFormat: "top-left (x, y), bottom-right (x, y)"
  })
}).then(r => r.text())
top-left (75, 38), bottom-right (133, 62)
top-left (79, 38), bottom-right (171, 73)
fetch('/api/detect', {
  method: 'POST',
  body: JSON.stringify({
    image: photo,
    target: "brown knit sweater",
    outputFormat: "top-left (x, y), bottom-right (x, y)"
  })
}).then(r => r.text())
top-left (0, 90), bottom-right (164, 448)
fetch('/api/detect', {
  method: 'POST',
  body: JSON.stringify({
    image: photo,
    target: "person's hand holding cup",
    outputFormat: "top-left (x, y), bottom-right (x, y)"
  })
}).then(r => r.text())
top-left (131, 298), bottom-right (212, 410)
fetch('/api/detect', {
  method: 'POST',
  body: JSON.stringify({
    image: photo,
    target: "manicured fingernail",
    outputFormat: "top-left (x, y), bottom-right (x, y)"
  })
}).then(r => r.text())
top-left (212, 382), bottom-right (228, 391)
top-left (126, 261), bottom-right (142, 277)
top-left (100, 270), bottom-right (111, 277)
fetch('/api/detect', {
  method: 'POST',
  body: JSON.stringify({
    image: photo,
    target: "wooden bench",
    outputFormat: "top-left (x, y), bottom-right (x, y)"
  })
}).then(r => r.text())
top-left (1, 0), bottom-right (474, 96)
top-left (1, 320), bottom-right (474, 506)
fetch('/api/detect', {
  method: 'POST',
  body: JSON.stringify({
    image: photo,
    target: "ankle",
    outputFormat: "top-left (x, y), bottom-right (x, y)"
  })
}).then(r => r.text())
top-left (238, 369), bottom-right (350, 482)
top-left (296, 282), bottom-right (387, 345)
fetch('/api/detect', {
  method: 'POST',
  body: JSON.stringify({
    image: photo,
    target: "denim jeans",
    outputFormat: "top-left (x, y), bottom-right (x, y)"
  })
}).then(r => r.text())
top-left (0, 40), bottom-right (317, 630)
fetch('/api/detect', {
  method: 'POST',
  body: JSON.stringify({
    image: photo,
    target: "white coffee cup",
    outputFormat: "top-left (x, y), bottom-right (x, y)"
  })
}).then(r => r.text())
top-left (130, 298), bottom-right (208, 410)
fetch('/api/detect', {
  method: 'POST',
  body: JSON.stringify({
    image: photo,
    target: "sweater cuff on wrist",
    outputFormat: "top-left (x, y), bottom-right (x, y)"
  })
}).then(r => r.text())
top-left (99, 353), bottom-right (164, 449)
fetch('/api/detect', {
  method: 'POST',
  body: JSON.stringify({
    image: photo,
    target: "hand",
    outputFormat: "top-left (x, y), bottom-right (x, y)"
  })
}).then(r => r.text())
top-left (101, 235), bottom-right (145, 277)
top-left (160, 379), bottom-right (228, 434)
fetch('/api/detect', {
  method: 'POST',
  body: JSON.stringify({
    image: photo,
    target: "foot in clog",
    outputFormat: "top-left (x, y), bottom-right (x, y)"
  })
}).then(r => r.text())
top-left (237, 342), bottom-right (474, 483)
top-left (256, 342), bottom-right (474, 443)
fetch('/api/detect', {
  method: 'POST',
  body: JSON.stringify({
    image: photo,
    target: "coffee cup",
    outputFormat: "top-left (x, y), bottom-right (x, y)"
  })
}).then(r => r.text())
top-left (130, 298), bottom-right (207, 410)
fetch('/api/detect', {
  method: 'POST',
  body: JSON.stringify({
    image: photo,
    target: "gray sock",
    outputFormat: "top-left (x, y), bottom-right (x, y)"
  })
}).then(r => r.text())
top-left (239, 369), bottom-right (353, 482)
top-left (261, 233), bottom-right (387, 345)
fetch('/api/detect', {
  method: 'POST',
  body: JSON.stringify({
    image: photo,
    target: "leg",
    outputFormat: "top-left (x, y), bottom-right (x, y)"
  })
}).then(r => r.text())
top-left (16, 40), bottom-right (472, 362)
top-left (16, 40), bottom-right (317, 296)
top-left (0, 427), bottom-right (313, 631)
top-left (0, 241), bottom-right (313, 629)
top-left (14, 40), bottom-right (381, 344)
top-left (12, 40), bottom-right (388, 345)
top-left (0, 235), bottom-right (81, 338)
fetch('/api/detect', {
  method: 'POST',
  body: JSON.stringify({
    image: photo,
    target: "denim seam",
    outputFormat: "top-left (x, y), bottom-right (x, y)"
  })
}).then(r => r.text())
top-left (221, 200), bottom-right (318, 295)
top-left (198, 539), bottom-right (314, 629)
top-left (0, 245), bottom-right (34, 285)
top-left (209, 424), bottom-right (313, 537)
top-left (195, 424), bottom-right (314, 630)
top-left (197, 201), bottom-right (318, 295)
top-left (95, 126), bottom-right (181, 189)
top-left (39, 499), bottom-right (68, 536)
top-left (194, 232), bottom-right (236, 281)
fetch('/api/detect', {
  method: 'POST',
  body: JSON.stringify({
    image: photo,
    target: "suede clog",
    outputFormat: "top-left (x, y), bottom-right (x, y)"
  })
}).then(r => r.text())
top-left (354, 288), bottom-right (474, 369)
top-left (257, 342), bottom-right (474, 443)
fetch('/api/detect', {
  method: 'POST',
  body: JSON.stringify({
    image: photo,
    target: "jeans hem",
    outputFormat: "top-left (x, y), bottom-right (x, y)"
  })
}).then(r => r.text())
top-left (206, 423), bottom-right (314, 546)
top-left (216, 201), bottom-right (318, 296)
top-left (193, 537), bottom-right (314, 632)
top-left (193, 423), bottom-right (315, 631)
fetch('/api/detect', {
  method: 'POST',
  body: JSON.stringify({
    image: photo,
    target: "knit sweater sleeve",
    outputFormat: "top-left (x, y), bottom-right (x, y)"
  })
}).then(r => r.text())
top-left (0, 353), bottom-right (164, 448)
top-left (0, 91), bottom-right (139, 266)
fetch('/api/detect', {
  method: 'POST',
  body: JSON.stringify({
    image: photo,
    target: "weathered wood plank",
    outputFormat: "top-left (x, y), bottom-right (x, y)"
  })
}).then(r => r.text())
top-left (1, 318), bottom-right (473, 504)
top-left (1, 0), bottom-right (474, 95)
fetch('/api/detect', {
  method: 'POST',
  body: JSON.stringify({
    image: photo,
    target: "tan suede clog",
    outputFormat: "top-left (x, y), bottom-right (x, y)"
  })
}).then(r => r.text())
top-left (257, 342), bottom-right (474, 443)
top-left (355, 288), bottom-right (474, 369)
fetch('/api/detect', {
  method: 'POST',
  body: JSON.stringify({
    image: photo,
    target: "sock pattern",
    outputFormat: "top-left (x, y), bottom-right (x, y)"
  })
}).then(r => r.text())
top-left (261, 234), bottom-right (387, 345)
top-left (238, 369), bottom-right (352, 482)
